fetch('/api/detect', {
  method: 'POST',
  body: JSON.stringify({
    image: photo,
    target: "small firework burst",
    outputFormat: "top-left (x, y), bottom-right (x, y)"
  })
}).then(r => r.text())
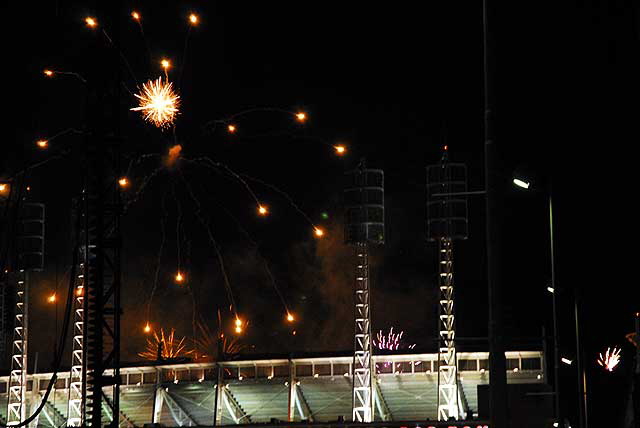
top-left (597, 346), bottom-right (621, 372)
top-left (373, 327), bottom-right (417, 374)
top-left (131, 77), bottom-right (180, 128)
top-left (138, 328), bottom-right (192, 361)
top-left (192, 321), bottom-right (247, 361)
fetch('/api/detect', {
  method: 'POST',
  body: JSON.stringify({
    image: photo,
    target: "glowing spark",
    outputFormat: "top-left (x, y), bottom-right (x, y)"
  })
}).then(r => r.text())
top-left (47, 293), bottom-right (56, 303)
top-left (0, 184), bottom-right (7, 193)
top-left (75, 287), bottom-right (83, 296)
top-left (334, 145), bottom-right (346, 155)
top-left (165, 144), bottom-right (182, 167)
top-left (36, 140), bottom-right (48, 149)
top-left (175, 272), bottom-right (185, 283)
top-left (286, 312), bottom-right (295, 322)
top-left (131, 77), bottom-right (180, 128)
top-left (373, 327), bottom-right (417, 374)
top-left (161, 59), bottom-right (171, 70)
top-left (85, 17), bottom-right (97, 28)
top-left (597, 347), bottom-right (621, 372)
top-left (131, 11), bottom-right (140, 21)
top-left (295, 112), bottom-right (307, 122)
top-left (43, 70), bottom-right (53, 77)
top-left (234, 317), bottom-right (243, 334)
top-left (189, 13), bottom-right (199, 25)
top-left (144, 323), bottom-right (151, 333)
top-left (118, 177), bottom-right (129, 188)
top-left (227, 124), bottom-right (236, 133)
top-left (314, 227), bottom-right (324, 237)
top-left (258, 205), bottom-right (268, 216)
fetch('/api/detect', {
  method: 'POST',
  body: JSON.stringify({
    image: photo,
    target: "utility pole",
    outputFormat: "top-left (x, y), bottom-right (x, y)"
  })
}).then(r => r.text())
top-left (483, 1), bottom-right (508, 427)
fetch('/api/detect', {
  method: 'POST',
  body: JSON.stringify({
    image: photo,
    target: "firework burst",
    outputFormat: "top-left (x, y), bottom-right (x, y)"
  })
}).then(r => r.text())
top-left (373, 327), bottom-right (416, 374)
top-left (597, 346), bottom-right (621, 372)
top-left (138, 328), bottom-right (192, 361)
top-left (192, 321), bottom-right (247, 361)
top-left (131, 77), bottom-right (180, 128)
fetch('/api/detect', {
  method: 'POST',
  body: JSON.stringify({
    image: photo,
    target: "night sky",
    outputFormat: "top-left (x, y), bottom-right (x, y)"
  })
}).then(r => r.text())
top-left (2, 1), bottom-right (640, 426)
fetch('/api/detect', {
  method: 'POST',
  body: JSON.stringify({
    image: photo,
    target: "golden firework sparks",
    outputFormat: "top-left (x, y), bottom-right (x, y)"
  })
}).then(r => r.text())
top-left (131, 77), bottom-right (180, 128)
top-left (597, 346), bottom-right (621, 372)
top-left (139, 328), bottom-right (192, 360)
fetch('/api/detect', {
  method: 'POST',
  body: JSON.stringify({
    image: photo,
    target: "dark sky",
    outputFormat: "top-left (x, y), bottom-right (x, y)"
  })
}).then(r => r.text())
top-left (2, 1), bottom-right (640, 426)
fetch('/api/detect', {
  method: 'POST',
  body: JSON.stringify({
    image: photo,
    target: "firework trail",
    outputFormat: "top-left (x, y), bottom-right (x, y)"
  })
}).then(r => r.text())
top-left (373, 327), bottom-right (416, 373)
top-left (139, 328), bottom-right (192, 361)
top-left (597, 347), bottom-right (621, 372)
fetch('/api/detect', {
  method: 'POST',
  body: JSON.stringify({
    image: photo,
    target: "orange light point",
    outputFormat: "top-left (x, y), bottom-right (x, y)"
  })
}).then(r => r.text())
top-left (85, 17), bottom-right (97, 28)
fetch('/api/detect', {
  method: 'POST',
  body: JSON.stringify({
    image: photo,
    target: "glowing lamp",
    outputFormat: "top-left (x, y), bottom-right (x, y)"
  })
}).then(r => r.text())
top-left (36, 140), bottom-right (48, 149)
top-left (561, 357), bottom-right (572, 365)
top-left (118, 177), bottom-right (129, 188)
top-left (189, 14), bottom-right (199, 25)
top-left (513, 177), bottom-right (530, 190)
top-left (175, 272), bottom-right (185, 283)
top-left (295, 112), bottom-right (306, 122)
top-left (43, 70), bottom-right (54, 77)
top-left (227, 124), bottom-right (236, 133)
top-left (547, 286), bottom-right (554, 294)
top-left (334, 145), bottom-right (346, 155)
top-left (85, 17), bottom-right (97, 28)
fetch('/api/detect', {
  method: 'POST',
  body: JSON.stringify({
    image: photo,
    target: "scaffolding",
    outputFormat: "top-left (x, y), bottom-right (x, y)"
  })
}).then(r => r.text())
top-left (6, 270), bottom-right (28, 425)
top-left (67, 260), bottom-right (86, 426)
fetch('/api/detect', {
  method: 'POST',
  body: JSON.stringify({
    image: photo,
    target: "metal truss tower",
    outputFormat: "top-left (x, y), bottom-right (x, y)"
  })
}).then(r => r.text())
top-left (344, 162), bottom-right (384, 422)
top-left (6, 202), bottom-right (45, 425)
top-left (426, 150), bottom-right (468, 421)
top-left (6, 269), bottom-right (28, 425)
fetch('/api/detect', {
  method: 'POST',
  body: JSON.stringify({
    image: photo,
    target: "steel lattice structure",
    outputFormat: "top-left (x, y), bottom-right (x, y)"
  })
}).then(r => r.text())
top-left (426, 152), bottom-right (468, 422)
top-left (437, 238), bottom-right (458, 420)
top-left (6, 270), bottom-right (28, 425)
top-left (352, 242), bottom-right (373, 422)
top-left (67, 259), bottom-right (86, 426)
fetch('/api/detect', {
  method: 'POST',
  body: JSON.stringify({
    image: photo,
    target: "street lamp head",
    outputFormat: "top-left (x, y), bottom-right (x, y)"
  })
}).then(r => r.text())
top-left (547, 286), bottom-right (555, 294)
top-left (561, 357), bottom-right (573, 365)
top-left (513, 177), bottom-right (531, 190)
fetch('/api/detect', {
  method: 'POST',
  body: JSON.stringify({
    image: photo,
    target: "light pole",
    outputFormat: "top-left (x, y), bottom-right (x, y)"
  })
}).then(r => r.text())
top-left (513, 178), bottom-right (561, 426)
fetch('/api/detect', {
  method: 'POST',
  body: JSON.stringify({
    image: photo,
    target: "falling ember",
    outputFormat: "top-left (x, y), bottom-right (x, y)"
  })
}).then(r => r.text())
top-left (36, 140), bottom-right (48, 149)
top-left (43, 70), bottom-right (53, 77)
top-left (597, 347), bottom-right (621, 372)
top-left (0, 184), bottom-right (7, 193)
top-left (258, 205), bottom-right (268, 216)
top-left (144, 323), bottom-right (151, 333)
top-left (161, 59), bottom-right (171, 70)
top-left (47, 293), bottom-right (56, 303)
top-left (118, 177), bottom-right (129, 188)
top-left (189, 13), bottom-right (199, 25)
top-left (75, 287), bottom-right (84, 296)
top-left (227, 124), bottom-right (236, 133)
top-left (175, 272), bottom-right (185, 283)
top-left (130, 77), bottom-right (180, 128)
top-left (295, 112), bottom-right (307, 122)
top-left (165, 144), bottom-right (182, 167)
top-left (334, 145), bottom-right (346, 155)
top-left (85, 17), bottom-right (97, 28)
top-left (314, 227), bottom-right (324, 237)
top-left (286, 312), bottom-right (295, 322)
top-left (131, 11), bottom-right (140, 20)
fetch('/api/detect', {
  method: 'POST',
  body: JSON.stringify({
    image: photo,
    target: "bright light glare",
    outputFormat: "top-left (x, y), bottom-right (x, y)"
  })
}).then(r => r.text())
top-left (334, 145), bottom-right (346, 155)
top-left (131, 77), bottom-right (180, 128)
top-left (258, 205), bottom-right (268, 215)
top-left (132, 11), bottom-right (140, 20)
top-left (36, 140), bottom-right (48, 149)
top-left (286, 313), bottom-right (295, 322)
top-left (43, 70), bottom-right (53, 77)
top-left (144, 323), bottom-right (151, 333)
top-left (547, 286), bottom-right (555, 294)
top-left (118, 177), bottom-right (129, 187)
top-left (295, 112), bottom-right (306, 122)
top-left (314, 227), bottom-right (324, 237)
top-left (175, 272), bottom-right (184, 283)
top-left (561, 357), bottom-right (573, 365)
top-left (513, 178), bottom-right (530, 189)
top-left (0, 184), bottom-right (7, 193)
top-left (227, 124), bottom-right (236, 133)
top-left (597, 347), bottom-right (621, 372)
top-left (85, 17), bottom-right (97, 28)
top-left (47, 293), bottom-right (56, 303)
top-left (161, 59), bottom-right (171, 69)
top-left (189, 13), bottom-right (199, 25)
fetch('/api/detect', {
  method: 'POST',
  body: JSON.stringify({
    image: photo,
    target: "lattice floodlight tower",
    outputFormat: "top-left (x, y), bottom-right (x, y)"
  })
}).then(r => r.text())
top-left (426, 150), bottom-right (468, 421)
top-left (6, 202), bottom-right (45, 425)
top-left (344, 161), bottom-right (384, 423)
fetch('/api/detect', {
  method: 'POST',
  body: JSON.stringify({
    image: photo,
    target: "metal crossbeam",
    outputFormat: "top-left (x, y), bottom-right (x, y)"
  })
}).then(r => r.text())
top-left (437, 238), bottom-right (460, 421)
top-left (352, 242), bottom-right (373, 423)
top-left (6, 270), bottom-right (28, 425)
top-left (160, 387), bottom-right (197, 426)
top-left (293, 384), bottom-right (314, 422)
top-left (373, 378), bottom-right (392, 421)
top-left (222, 386), bottom-right (250, 424)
